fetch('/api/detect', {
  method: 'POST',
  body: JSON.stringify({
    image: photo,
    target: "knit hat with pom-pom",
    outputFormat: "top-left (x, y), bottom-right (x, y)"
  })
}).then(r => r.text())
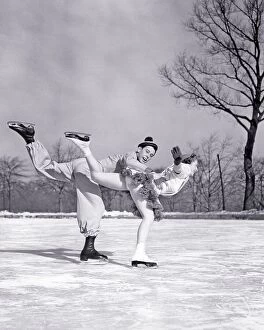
top-left (138, 136), bottom-right (158, 152)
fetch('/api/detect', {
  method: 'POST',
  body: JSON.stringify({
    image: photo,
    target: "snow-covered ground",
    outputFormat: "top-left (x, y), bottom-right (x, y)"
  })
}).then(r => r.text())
top-left (1, 217), bottom-right (264, 330)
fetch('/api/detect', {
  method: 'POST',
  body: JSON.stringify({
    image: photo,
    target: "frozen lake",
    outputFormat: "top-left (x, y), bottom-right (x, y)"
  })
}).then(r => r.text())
top-left (1, 217), bottom-right (264, 330)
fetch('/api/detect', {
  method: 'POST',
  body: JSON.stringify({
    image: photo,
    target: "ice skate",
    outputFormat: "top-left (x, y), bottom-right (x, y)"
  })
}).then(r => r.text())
top-left (7, 121), bottom-right (35, 144)
top-left (64, 131), bottom-right (91, 141)
top-left (131, 260), bottom-right (158, 268)
top-left (65, 131), bottom-right (91, 154)
top-left (131, 251), bottom-right (158, 268)
top-left (80, 250), bottom-right (109, 264)
top-left (80, 236), bottom-right (108, 264)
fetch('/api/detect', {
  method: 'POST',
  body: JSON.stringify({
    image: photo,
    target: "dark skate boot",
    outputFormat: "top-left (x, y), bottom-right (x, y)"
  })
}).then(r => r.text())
top-left (64, 131), bottom-right (91, 141)
top-left (7, 121), bottom-right (35, 144)
top-left (80, 236), bottom-right (108, 263)
top-left (131, 260), bottom-right (158, 268)
top-left (65, 131), bottom-right (91, 154)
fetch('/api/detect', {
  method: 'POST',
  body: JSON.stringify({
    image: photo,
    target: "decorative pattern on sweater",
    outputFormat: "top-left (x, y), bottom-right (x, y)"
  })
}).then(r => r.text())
top-left (121, 169), bottom-right (163, 221)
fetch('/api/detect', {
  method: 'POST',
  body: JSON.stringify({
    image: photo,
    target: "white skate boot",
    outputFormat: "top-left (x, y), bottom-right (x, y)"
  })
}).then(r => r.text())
top-left (131, 245), bottom-right (158, 268)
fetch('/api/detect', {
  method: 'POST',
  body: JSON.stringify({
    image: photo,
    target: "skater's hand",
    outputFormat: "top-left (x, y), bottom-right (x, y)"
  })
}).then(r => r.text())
top-left (171, 146), bottom-right (182, 165)
top-left (182, 153), bottom-right (197, 164)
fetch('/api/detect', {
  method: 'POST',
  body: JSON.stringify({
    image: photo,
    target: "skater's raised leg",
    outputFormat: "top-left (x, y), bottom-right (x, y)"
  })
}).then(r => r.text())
top-left (66, 132), bottom-right (127, 190)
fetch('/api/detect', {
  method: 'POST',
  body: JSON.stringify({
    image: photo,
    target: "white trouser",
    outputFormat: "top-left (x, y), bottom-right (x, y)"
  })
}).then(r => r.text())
top-left (26, 141), bottom-right (105, 237)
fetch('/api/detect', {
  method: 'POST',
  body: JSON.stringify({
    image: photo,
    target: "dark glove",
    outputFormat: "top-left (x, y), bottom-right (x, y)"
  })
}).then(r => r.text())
top-left (171, 146), bottom-right (182, 165)
top-left (182, 153), bottom-right (197, 164)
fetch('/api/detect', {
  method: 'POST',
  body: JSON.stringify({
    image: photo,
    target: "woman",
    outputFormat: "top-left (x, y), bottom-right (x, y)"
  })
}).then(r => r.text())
top-left (66, 132), bottom-right (198, 268)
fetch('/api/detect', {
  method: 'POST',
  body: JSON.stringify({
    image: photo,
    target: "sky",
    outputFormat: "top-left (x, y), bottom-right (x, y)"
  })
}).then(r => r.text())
top-left (1, 0), bottom-right (263, 169)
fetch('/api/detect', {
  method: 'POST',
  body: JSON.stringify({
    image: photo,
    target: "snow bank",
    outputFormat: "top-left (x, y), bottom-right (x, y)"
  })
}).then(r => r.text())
top-left (163, 210), bottom-right (264, 220)
top-left (0, 210), bottom-right (135, 219)
top-left (1, 210), bottom-right (264, 220)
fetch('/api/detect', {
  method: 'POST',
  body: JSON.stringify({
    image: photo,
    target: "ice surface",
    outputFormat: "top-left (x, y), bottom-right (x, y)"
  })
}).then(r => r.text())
top-left (1, 217), bottom-right (264, 329)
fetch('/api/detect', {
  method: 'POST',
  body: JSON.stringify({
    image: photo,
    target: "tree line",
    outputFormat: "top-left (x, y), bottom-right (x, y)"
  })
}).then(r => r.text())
top-left (1, 134), bottom-right (263, 214)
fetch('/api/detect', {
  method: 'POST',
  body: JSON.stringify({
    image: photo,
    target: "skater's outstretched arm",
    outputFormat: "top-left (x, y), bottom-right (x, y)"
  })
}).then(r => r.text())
top-left (154, 147), bottom-right (198, 197)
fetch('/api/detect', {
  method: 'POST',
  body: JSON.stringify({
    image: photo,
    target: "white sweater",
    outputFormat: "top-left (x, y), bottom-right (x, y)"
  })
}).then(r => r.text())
top-left (158, 161), bottom-right (198, 196)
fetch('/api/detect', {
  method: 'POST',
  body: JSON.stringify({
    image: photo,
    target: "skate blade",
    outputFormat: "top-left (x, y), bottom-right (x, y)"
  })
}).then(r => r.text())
top-left (80, 257), bottom-right (109, 264)
top-left (64, 131), bottom-right (91, 141)
top-left (131, 261), bottom-right (158, 268)
top-left (7, 121), bottom-right (35, 128)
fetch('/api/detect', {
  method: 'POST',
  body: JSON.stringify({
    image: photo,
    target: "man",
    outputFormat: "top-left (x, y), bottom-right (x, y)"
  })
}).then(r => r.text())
top-left (7, 121), bottom-right (158, 263)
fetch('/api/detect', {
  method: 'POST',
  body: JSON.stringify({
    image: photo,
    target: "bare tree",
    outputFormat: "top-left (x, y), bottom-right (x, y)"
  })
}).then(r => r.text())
top-left (160, 0), bottom-right (264, 210)
top-left (188, 134), bottom-right (242, 211)
top-left (0, 156), bottom-right (28, 211)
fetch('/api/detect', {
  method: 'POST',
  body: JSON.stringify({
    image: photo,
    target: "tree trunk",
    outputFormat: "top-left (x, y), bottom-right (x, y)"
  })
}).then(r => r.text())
top-left (2, 179), bottom-right (6, 210)
top-left (243, 122), bottom-right (258, 210)
top-left (59, 190), bottom-right (63, 212)
top-left (217, 154), bottom-right (225, 211)
top-left (7, 180), bottom-right (11, 212)
top-left (191, 176), bottom-right (197, 212)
